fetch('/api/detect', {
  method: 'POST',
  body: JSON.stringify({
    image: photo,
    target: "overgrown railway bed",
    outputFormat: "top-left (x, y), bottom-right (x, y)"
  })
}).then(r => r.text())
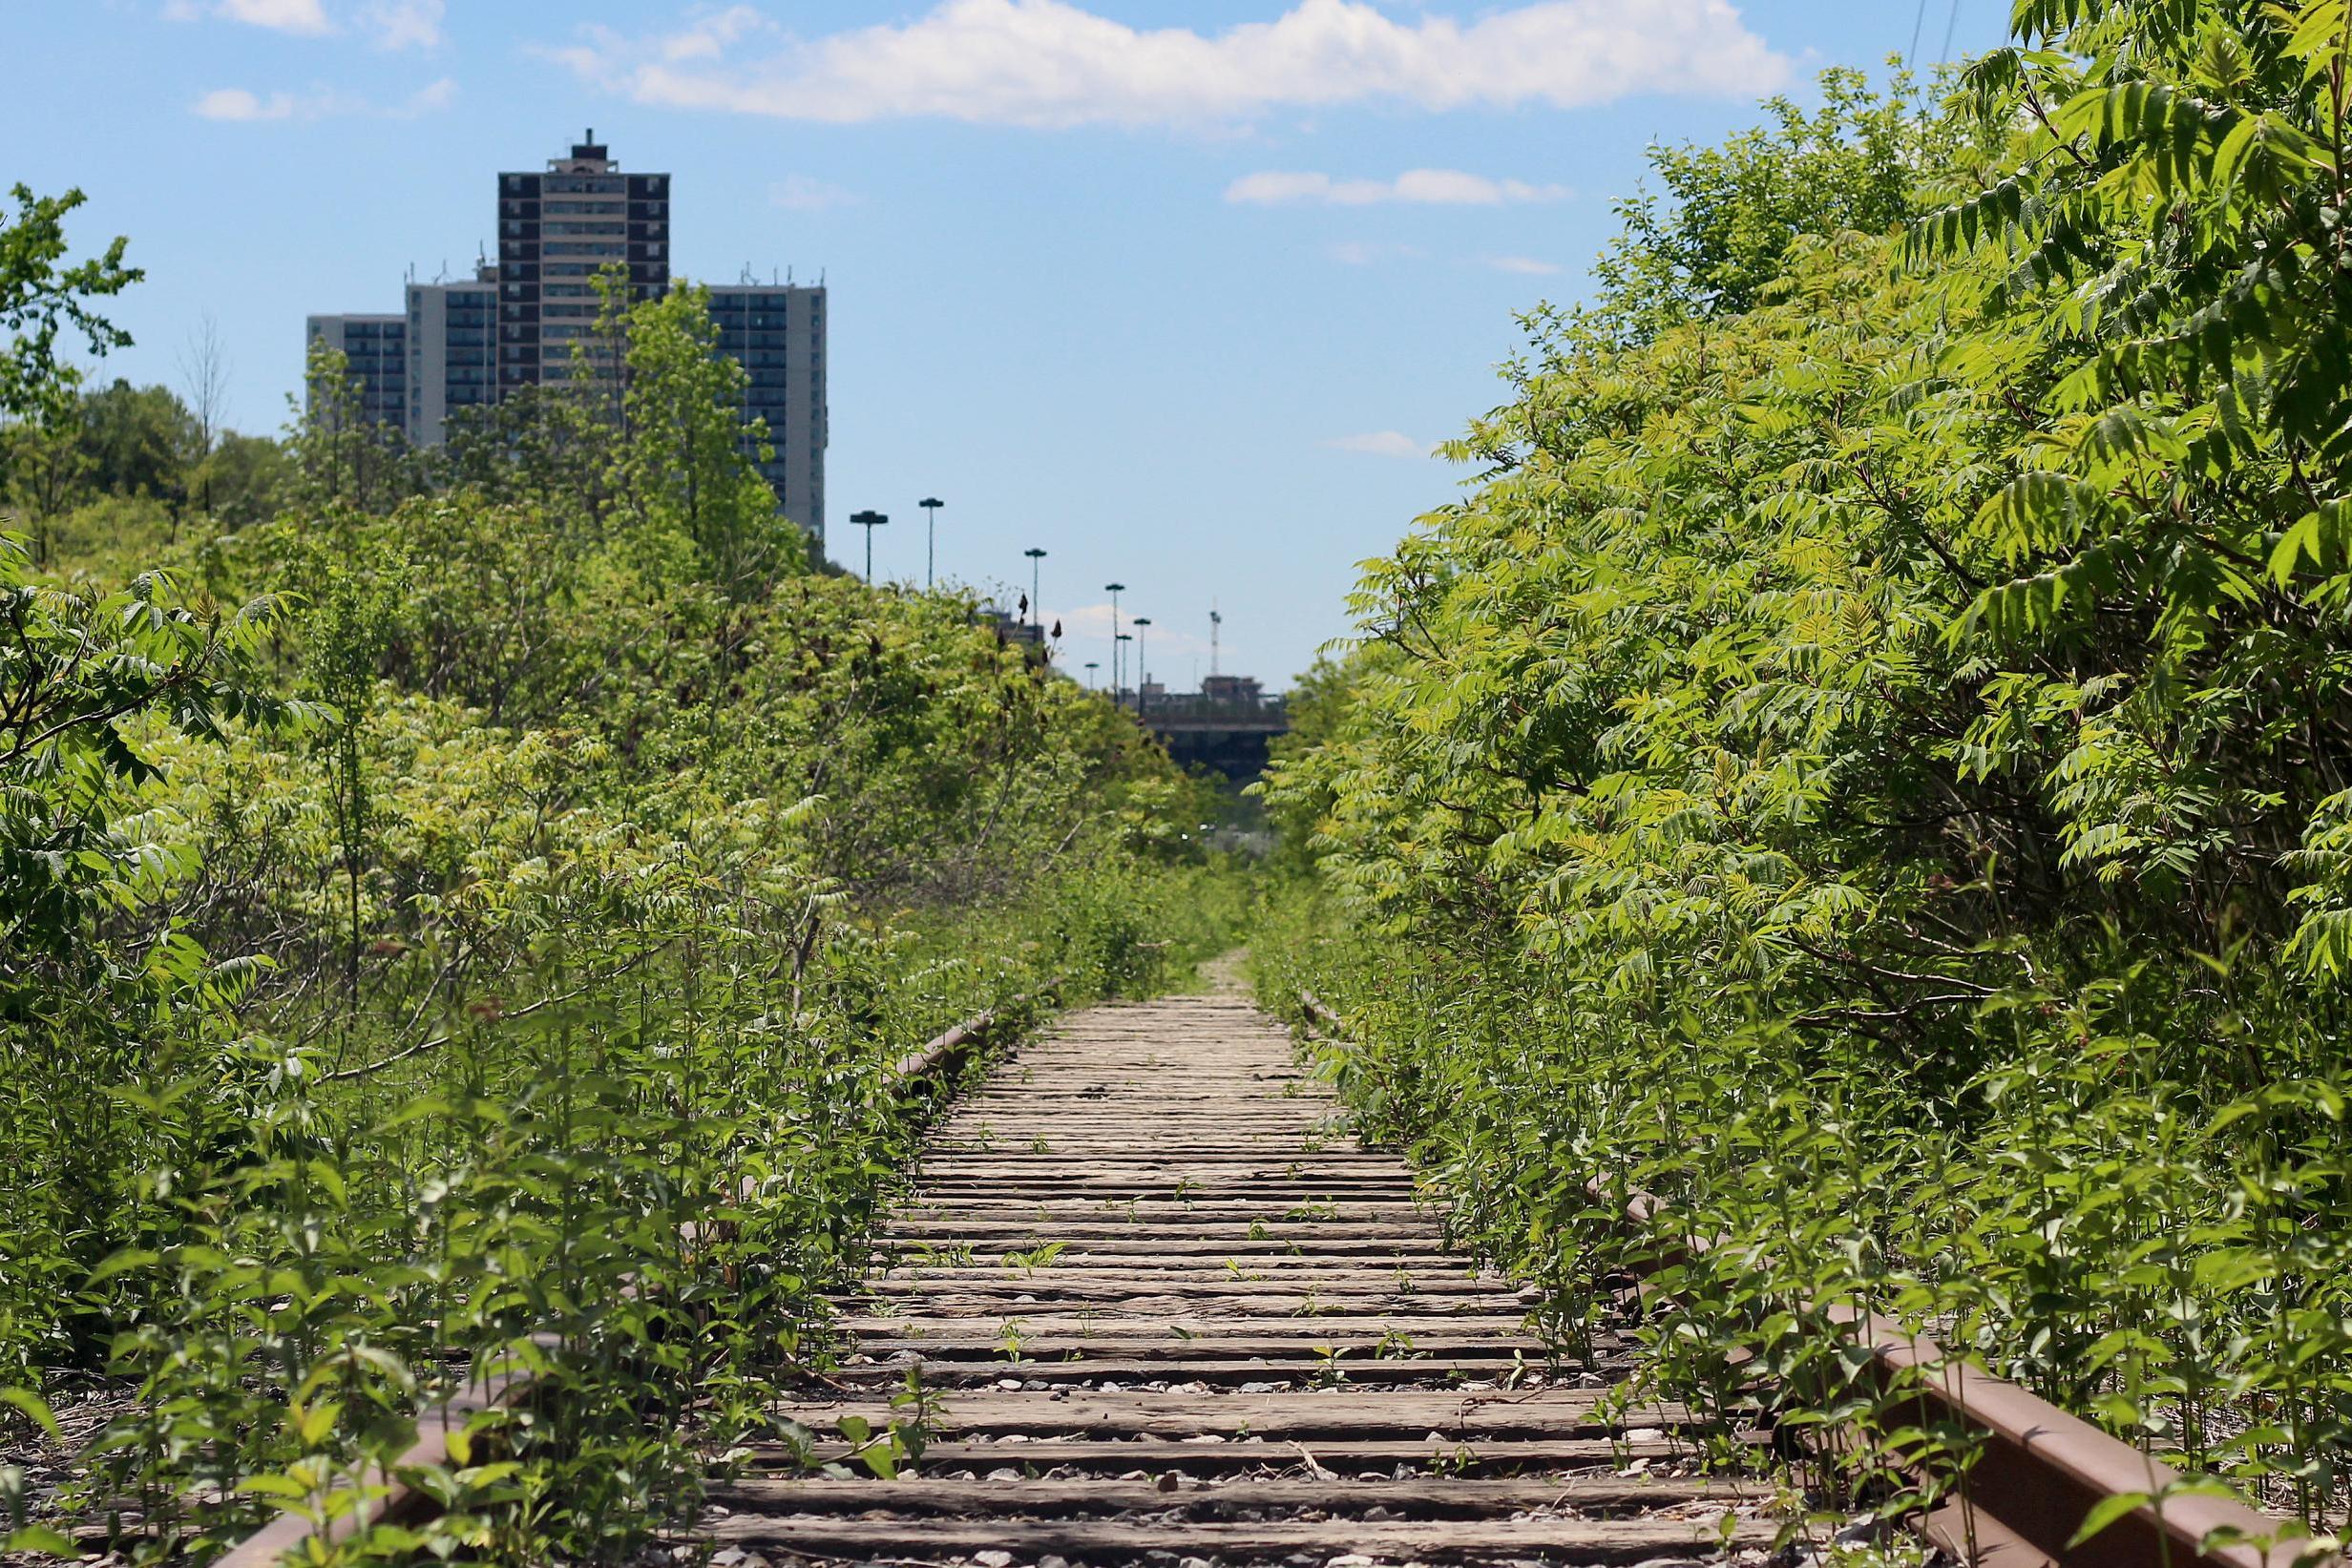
top-left (724, 972), bottom-right (1779, 1566)
top-left (219, 968), bottom-right (2320, 1568)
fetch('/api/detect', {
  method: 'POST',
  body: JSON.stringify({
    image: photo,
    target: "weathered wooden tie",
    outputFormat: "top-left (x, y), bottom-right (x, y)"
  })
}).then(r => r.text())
top-left (720, 980), bottom-right (1771, 1565)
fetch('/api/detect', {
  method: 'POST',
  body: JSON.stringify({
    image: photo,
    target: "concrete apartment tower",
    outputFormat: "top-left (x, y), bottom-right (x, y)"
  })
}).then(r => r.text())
top-left (494, 132), bottom-right (670, 395)
top-left (404, 264), bottom-right (496, 448)
top-left (304, 314), bottom-right (407, 429)
top-left (708, 282), bottom-right (828, 539)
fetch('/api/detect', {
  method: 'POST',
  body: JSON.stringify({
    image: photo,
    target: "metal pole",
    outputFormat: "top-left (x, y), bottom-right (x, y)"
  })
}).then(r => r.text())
top-left (850, 510), bottom-right (888, 581)
top-left (920, 497), bottom-right (943, 589)
top-left (1104, 582), bottom-right (1126, 702)
top-left (1025, 548), bottom-right (1048, 638)
top-left (1132, 618), bottom-right (1151, 719)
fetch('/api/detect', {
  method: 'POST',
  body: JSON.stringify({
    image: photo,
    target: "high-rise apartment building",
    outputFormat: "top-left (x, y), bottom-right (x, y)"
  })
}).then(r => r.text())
top-left (404, 267), bottom-right (496, 448)
top-left (494, 133), bottom-right (669, 398)
top-left (708, 283), bottom-right (827, 536)
top-left (304, 133), bottom-right (828, 546)
top-left (304, 314), bottom-right (407, 429)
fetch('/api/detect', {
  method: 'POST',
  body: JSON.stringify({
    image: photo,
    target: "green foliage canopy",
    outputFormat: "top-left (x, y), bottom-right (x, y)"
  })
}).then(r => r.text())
top-left (1258, 5), bottom-right (2352, 1535)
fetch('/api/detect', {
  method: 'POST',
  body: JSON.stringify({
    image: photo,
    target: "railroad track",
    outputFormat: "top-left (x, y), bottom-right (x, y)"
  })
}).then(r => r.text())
top-left (723, 965), bottom-right (1775, 1564)
top-left (221, 964), bottom-right (2326, 1566)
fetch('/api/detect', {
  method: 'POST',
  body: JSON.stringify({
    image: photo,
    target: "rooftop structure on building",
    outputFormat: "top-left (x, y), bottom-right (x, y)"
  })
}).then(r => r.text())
top-left (304, 132), bottom-right (828, 546)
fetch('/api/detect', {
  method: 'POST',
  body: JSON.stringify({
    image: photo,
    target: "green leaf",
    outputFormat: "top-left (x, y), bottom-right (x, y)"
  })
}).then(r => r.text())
top-left (2068, 1488), bottom-right (2154, 1547)
top-left (81, 1248), bottom-right (159, 1287)
top-left (0, 1390), bottom-right (63, 1447)
top-left (2269, 500), bottom-right (2352, 586)
top-left (4, 1524), bottom-right (80, 1558)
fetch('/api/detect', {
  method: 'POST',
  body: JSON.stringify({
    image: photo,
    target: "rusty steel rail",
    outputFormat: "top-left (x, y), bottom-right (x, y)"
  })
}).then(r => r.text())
top-left (1849, 1308), bottom-right (2316, 1568)
top-left (888, 977), bottom-right (1066, 1085)
top-left (217, 986), bottom-right (1062, 1568)
top-left (1296, 990), bottom-right (2333, 1568)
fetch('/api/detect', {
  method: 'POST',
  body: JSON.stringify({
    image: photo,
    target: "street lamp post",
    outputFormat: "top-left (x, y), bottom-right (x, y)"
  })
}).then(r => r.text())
top-left (919, 497), bottom-right (943, 589)
top-left (1104, 581), bottom-right (1126, 699)
top-left (1131, 617), bottom-right (1151, 717)
top-left (1115, 633), bottom-right (1133, 705)
top-left (1083, 661), bottom-right (1100, 691)
top-left (850, 510), bottom-right (889, 580)
top-left (1023, 548), bottom-right (1047, 638)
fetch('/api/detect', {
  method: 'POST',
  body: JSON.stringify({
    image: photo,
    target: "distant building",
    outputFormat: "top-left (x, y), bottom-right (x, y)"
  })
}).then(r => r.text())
top-left (304, 313), bottom-right (407, 430)
top-left (979, 607), bottom-right (1046, 648)
top-left (708, 284), bottom-right (827, 539)
top-left (403, 268), bottom-right (497, 449)
top-left (494, 134), bottom-right (669, 398)
top-left (303, 132), bottom-right (828, 546)
top-left (1139, 675), bottom-right (1289, 782)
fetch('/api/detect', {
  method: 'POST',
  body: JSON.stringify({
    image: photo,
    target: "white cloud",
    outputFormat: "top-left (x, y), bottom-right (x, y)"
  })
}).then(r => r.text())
top-left (169, 0), bottom-right (440, 46)
top-left (215, 0), bottom-right (330, 32)
top-left (1227, 169), bottom-right (1569, 206)
top-left (1487, 254), bottom-right (1562, 274)
top-left (193, 76), bottom-right (456, 121)
top-left (1326, 430), bottom-right (1432, 458)
top-left (1328, 240), bottom-right (1422, 265)
top-left (361, 0), bottom-right (444, 50)
top-left (547, 0), bottom-right (1791, 130)
top-left (401, 76), bottom-right (457, 113)
top-left (1055, 603), bottom-right (1211, 658)
top-left (769, 174), bottom-right (858, 211)
top-left (193, 87), bottom-right (298, 120)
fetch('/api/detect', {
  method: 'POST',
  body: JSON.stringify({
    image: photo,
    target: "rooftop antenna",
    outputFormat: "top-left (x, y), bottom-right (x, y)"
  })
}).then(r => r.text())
top-left (1209, 603), bottom-right (1222, 678)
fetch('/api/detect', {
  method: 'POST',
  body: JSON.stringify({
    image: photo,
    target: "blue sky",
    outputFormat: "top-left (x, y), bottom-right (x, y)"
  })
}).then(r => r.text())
top-left (10, 0), bottom-right (2008, 688)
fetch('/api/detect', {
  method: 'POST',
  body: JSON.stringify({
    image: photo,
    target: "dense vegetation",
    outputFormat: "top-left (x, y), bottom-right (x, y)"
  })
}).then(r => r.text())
top-left (2, 192), bottom-right (1238, 1562)
top-left (1256, 2), bottom-right (2352, 1553)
